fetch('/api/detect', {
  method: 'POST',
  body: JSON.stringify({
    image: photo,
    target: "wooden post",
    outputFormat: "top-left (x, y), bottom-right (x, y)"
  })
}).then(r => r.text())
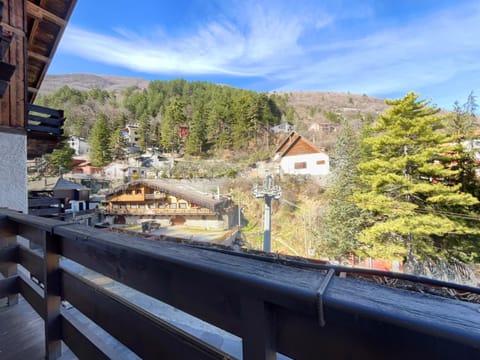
top-left (241, 298), bottom-right (276, 360)
top-left (0, 214), bottom-right (18, 306)
top-left (43, 232), bottom-right (62, 359)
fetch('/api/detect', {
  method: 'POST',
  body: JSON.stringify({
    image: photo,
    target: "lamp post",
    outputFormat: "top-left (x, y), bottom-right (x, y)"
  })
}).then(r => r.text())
top-left (252, 175), bottom-right (281, 252)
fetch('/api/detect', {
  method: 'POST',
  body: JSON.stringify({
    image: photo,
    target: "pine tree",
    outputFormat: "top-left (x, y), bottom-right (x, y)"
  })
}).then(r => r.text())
top-left (320, 119), bottom-right (363, 259)
top-left (447, 93), bottom-right (479, 197)
top-left (185, 99), bottom-right (206, 155)
top-left (353, 92), bottom-right (479, 261)
top-left (161, 97), bottom-right (185, 153)
top-left (138, 113), bottom-right (151, 151)
top-left (109, 127), bottom-right (128, 160)
top-left (47, 143), bottom-right (75, 175)
top-left (88, 112), bottom-right (112, 166)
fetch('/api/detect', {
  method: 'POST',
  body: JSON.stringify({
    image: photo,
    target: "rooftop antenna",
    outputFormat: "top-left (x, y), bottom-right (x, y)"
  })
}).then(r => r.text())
top-left (252, 174), bottom-right (281, 252)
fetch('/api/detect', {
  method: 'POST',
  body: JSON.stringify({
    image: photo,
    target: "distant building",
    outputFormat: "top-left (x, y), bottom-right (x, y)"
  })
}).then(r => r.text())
top-left (103, 162), bottom-right (128, 181)
top-left (72, 160), bottom-right (102, 176)
top-left (308, 122), bottom-right (337, 133)
top-left (121, 125), bottom-right (141, 152)
top-left (28, 177), bottom-right (93, 217)
top-left (271, 122), bottom-right (293, 133)
top-left (104, 180), bottom-right (234, 229)
top-left (68, 135), bottom-right (90, 155)
top-left (273, 131), bottom-right (329, 176)
top-left (179, 125), bottom-right (188, 139)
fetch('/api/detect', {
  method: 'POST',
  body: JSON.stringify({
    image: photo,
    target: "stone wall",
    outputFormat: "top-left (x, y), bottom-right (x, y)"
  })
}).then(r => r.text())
top-left (0, 131), bottom-right (27, 213)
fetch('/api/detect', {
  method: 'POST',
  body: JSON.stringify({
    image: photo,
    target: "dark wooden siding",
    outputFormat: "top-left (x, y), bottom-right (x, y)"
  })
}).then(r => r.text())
top-left (0, 0), bottom-right (27, 129)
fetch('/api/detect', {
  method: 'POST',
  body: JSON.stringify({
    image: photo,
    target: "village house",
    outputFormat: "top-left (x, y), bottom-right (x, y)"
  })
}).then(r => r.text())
top-left (104, 180), bottom-right (234, 230)
top-left (273, 131), bottom-right (330, 176)
top-left (271, 122), bottom-right (293, 133)
top-left (68, 135), bottom-right (89, 155)
top-left (121, 124), bottom-right (142, 152)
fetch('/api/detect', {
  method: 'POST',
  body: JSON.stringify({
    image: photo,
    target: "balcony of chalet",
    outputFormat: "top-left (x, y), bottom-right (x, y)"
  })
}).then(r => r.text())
top-left (1, 208), bottom-right (480, 359)
top-left (106, 206), bottom-right (217, 217)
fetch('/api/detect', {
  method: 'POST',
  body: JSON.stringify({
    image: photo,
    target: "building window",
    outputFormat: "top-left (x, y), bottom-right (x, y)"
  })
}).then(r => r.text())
top-left (158, 203), bottom-right (165, 209)
top-left (170, 203), bottom-right (177, 209)
top-left (112, 204), bottom-right (119, 209)
top-left (135, 189), bottom-right (141, 194)
top-left (120, 204), bottom-right (126, 209)
top-left (139, 204), bottom-right (145, 208)
top-left (130, 204), bottom-right (137, 209)
top-left (179, 203), bottom-right (187, 209)
top-left (316, 160), bottom-right (326, 165)
top-left (294, 162), bottom-right (307, 169)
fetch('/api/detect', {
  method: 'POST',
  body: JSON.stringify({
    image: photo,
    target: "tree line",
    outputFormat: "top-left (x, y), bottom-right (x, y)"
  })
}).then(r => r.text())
top-left (35, 80), bottom-right (285, 166)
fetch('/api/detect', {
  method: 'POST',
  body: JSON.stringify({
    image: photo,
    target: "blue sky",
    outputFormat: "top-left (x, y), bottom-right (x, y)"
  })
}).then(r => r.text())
top-left (50, 0), bottom-right (480, 110)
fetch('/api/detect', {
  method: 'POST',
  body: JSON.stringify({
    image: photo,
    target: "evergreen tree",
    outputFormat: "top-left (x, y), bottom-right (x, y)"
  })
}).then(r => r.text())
top-left (353, 92), bottom-right (479, 261)
top-left (447, 93), bottom-right (479, 197)
top-left (88, 112), bottom-right (112, 166)
top-left (185, 99), bottom-right (206, 155)
top-left (109, 127), bottom-right (128, 160)
top-left (47, 143), bottom-right (75, 175)
top-left (138, 113), bottom-right (151, 151)
top-left (161, 97), bottom-right (185, 153)
top-left (320, 120), bottom-right (363, 259)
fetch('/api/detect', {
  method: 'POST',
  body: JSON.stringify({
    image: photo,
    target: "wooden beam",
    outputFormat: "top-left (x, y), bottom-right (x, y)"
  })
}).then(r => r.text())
top-left (0, 275), bottom-right (19, 299)
top-left (18, 274), bottom-right (44, 319)
top-left (61, 269), bottom-right (233, 360)
top-left (28, 114), bottom-right (64, 127)
top-left (28, 50), bottom-right (50, 64)
top-left (28, 86), bottom-right (38, 94)
top-left (27, 124), bottom-right (62, 135)
top-left (43, 232), bottom-right (62, 359)
top-left (61, 310), bottom-right (116, 360)
top-left (0, 244), bottom-right (19, 264)
top-left (0, 215), bottom-right (18, 305)
top-left (0, 22), bottom-right (26, 37)
top-left (26, 2), bottom-right (66, 27)
top-left (29, 103), bottom-right (63, 117)
top-left (19, 245), bottom-right (44, 284)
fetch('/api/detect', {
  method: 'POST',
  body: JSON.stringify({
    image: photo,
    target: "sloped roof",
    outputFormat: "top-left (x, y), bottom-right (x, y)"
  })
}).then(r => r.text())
top-left (28, 176), bottom-right (87, 192)
top-left (274, 131), bottom-right (325, 158)
top-left (54, 177), bottom-right (88, 191)
top-left (106, 180), bottom-right (230, 212)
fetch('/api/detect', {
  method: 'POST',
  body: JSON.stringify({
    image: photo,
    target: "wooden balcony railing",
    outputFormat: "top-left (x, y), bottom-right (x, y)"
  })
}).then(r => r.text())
top-left (106, 207), bottom-right (215, 216)
top-left (1, 208), bottom-right (480, 359)
top-left (144, 193), bottom-right (167, 200)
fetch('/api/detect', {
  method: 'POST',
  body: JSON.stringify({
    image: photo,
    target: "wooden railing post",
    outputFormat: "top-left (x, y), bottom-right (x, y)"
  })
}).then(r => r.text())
top-left (241, 298), bottom-right (277, 360)
top-left (0, 214), bottom-right (18, 306)
top-left (43, 231), bottom-right (62, 359)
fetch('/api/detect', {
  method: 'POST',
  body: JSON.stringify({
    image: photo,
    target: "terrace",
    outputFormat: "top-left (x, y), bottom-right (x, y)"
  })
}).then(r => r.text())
top-left (1, 208), bottom-right (480, 359)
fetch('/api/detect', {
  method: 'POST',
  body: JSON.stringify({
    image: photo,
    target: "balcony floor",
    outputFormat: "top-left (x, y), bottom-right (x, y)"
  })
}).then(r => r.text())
top-left (0, 296), bottom-right (76, 360)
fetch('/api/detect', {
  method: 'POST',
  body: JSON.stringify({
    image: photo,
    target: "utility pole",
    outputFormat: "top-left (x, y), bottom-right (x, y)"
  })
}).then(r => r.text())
top-left (252, 175), bottom-right (281, 252)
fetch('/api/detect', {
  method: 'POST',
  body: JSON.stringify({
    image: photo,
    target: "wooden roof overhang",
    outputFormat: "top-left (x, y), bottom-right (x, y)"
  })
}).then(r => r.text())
top-left (274, 131), bottom-right (325, 158)
top-left (26, 0), bottom-right (76, 102)
top-left (106, 180), bottom-right (231, 213)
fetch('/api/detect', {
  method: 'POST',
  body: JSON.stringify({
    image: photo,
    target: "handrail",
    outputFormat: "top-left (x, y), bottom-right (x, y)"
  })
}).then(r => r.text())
top-left (1, 208), bottom-right (480, 359)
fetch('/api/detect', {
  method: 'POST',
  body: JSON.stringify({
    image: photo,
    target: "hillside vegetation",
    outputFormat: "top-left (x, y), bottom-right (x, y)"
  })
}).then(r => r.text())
top-left (36, 75), bottom-right (480, 282)
top-left (38, 74), bottom-right (388, 152)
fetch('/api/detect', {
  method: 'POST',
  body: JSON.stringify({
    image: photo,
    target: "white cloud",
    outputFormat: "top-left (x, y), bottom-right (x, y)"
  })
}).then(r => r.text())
top-left (59, 0), bottom-right (480, 104)
top-left (275, 2), bottom-right (480, 97)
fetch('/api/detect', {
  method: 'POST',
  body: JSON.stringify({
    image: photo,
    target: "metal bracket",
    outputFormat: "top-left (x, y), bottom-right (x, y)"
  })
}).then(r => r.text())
top-left (316, 268), bottom-right (335, 327)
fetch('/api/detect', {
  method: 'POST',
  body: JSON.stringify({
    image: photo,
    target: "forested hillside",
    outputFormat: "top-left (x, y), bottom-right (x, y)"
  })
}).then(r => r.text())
top-left (37, 74), bottom-right (389, 156)
top-left (36, 79), bottom-right (285, 162)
